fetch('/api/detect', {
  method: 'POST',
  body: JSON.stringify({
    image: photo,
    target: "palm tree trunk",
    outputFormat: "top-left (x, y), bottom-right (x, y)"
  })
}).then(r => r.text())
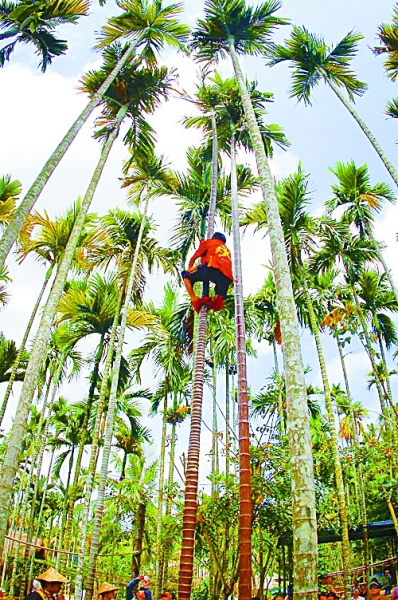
top-left (132, 502), bottom-right (147, 576)
top-left (59, 334), bottom-right (105, 571)
top-left (231, 133), bottom-right (252, 600)
top-left (178, 111), bottom-right (218, 600)
top-left (376, 331), bottom-right (398, 423)
top-left (0, 41), bottom-right (142, 267)
top-left (162, 416), bottom-right (177, 589)
top-left (0, 121), bottom-right (121, 557)
top-left (350, 286), bottom-right (392, 434)
top-left (336, 335), bottom-right (370, 593)
top-left (211, 352), bottom-right (218, 498)
top-left (0, 264), bottom-right (54, 426)
top-left (225, 359), bottom-right (230, 483)
top-left (228, 38), bottom-right (318, 600)
top-left (74, 304), bottom-right (121, 600)
top-left (373, 237), bottom-right (398, 303)
top-left (329, 81), bottom-right (398, 188)
top-left (154, 395), bottom-right (169, 599)
top-left (303, 282), bottom-right (350, 597)
top-left (84, 193), bottom-right (153, 600)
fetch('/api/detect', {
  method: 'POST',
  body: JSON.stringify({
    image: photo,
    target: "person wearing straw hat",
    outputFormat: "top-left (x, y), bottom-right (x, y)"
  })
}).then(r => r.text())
top-left (25, 567), bottom-right (68, 600)
top-left (97, 582), bottom-right (119, 600)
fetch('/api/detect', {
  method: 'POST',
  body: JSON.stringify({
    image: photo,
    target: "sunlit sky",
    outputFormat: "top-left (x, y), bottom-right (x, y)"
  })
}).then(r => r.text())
top-left (1, 0), bottom-right (398, 488)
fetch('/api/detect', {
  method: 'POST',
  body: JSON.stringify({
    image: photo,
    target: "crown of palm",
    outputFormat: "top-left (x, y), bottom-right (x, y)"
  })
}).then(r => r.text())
top-left (0, 0), bottom-right (89, 71)
top-left (267, 26), bottom-right (367, 104)
top-left (191, 0), bottom-right (287, 61)
top-left (374, 5), bottom-right (398, 81)
top-left (97, 0), bottom-right (190, 66)
top-left (326, 161), bottom-right (395, 236)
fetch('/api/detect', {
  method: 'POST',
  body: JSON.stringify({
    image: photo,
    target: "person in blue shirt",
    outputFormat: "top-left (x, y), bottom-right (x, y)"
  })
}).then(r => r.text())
top-left (126, 576), bottom-right (151, 600)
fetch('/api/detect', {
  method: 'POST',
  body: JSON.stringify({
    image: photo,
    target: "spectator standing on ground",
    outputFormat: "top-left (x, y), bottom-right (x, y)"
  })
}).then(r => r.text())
top-left (25, 567), bottom-right (68, 600)
top-left (126, 576), bottom-right (151, 600)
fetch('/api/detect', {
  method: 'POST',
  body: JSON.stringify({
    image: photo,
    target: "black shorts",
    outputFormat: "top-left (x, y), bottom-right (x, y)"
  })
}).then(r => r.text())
top-left (182, 263), bottom-right (232, 298)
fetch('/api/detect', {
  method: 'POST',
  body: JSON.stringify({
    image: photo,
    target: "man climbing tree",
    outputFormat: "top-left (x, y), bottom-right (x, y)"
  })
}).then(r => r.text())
top-left (181, 232), bottom-right (234, 312)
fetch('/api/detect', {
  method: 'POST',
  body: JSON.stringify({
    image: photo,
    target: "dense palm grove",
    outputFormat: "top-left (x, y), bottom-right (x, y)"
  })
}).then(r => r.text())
top-left (1, 0), bottom-right (398, 599)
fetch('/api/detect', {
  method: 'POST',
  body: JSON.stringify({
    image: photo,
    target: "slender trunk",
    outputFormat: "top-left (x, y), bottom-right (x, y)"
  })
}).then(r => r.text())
top-left (59, 335), bottom-right (106, 571)
top-left (84, 194), bottom-right (152, 600)
top-left (27, 449), bottom-right (55, 586)
top-left (329, 81), bottom-right (398, 188)
top-left (0, 40), bottom-right (141, 267)
top-left (303, 282), bottom-right (350, 597)
top-left (225, 360), bottom-right (230, 483)
top-left (0, 264), bottom-right (53, 426)
top-left (351, 287), bottom-right (392, 434)
top-left (377, 331), bottom-right (398, 422)
top-left (373, 238), bottom-right (398, 304)
top-left (163, 414), bottom-right (177, 589)
top-left (0, 121), bottom-right (121, 557)
top-left (211, 353), bottom-right (218, 498)
top-left (231, 133), bottom-right (252, 600)
top-left (154, 395), bottom-right (169, 599)
top-left (229, 39), bottom-right (317, 600)
top-left (132, 502), bottom-right (147, 576)
top-left (385, 494), bottom-right (398, 536)
top-left (74, 303), bottom-right (121, 600)
top-left (178, 111), bottom-right (218, 600)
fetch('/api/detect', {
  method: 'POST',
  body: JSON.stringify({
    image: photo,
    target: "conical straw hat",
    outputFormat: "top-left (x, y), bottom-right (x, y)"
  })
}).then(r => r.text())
top-left (37, 567), bottom-right (68, 583)
top-left (97, 583), bottom-right (119, 596)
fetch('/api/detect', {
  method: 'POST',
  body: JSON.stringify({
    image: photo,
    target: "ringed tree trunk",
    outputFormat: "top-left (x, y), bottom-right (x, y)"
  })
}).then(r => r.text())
top-left (178, 110), bottom-right (218, 600)
top-left (211, 349), bottom-right (218, 498)
top-left (0, 121), bottom-right (122, 557)
top-left (230, 132), bottom-right (252, 600)
top-left (0, 263), bottom-right (54, 426)
top-left (154, 392), bottom-right (169, 599)
top-left (336, 334), bottom-right (370, 592)
top-left (228, 38), bottom-right (318, 600)
top-left (329, 81), bottom-right (398, 188)
top-left (302, 279), bottom-right (350, 597)
top-left (59, 334), bottom-right (106, 571)
top-left (84, 193), bottom-right (152, 600)
top-left (132, 502), bottom-right (147, 576)
top-left (74, 304), bottom-right (122, 600)
top-left (349, 285), bottom-right (393, 436)
top-left (162, 406), bottom-right (177, 589)
top-left (0, 38), bottom-right (141, 267)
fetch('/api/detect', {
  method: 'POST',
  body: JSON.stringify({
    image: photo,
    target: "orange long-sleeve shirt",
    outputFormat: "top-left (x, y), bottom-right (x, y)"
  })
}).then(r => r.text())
top-left (188, 238), bottom-right (234, 281)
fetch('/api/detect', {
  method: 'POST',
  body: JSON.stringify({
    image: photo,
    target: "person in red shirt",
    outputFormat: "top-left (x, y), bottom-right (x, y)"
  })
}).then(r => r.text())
top-left (182, 232), bottom-right (234, 312)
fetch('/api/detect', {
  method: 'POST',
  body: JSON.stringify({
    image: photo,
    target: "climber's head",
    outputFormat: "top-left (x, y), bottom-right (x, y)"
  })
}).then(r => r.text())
top-left (212, 232), bottom-right (226, 244)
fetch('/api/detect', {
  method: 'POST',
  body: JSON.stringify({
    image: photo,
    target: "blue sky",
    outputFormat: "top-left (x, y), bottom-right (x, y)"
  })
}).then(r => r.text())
top-left (1, 0), bottom-right (398, 487)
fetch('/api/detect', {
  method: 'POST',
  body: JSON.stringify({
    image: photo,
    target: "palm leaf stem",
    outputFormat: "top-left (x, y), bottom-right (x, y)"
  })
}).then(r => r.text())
top-left (0, 264), bottom-right (54, 426)
top-left (231, 132), bottom-right (252, 599)
top-left (178, 111), bottom-right (218, 600)
top-left (0, 122), bottom-right (121, 555)
top-left (228, 37), bottom-right (318, 600)
top-left (0, 37), bottom-right (140, 267)
top-left (329, 81), bottom-right (398, 188)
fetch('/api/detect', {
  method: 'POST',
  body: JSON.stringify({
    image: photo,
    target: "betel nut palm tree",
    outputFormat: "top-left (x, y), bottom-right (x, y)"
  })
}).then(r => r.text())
top-left (0, 0), bottom-right (189, 267)
top-left (266, 26), bottom-right (398, 188)
top-left (191, 1), bottom-right (318, 598)
top-left (0, 47), bottom-right (174, 557)
top-left (0, 0), bottom-right (89, 70)
top-left (325, 160), bottom-right (398, 301)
